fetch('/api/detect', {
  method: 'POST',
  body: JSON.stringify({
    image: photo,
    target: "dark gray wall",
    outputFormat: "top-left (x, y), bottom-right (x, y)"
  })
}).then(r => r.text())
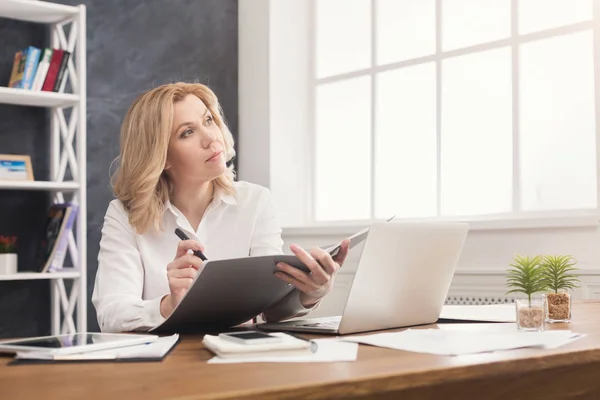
top-left (0, 0), bottom-right (238, 338)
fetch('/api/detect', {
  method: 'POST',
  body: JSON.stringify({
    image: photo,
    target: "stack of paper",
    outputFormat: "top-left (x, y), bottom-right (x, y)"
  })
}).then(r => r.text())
top-left (342, 329), bottom-right (584, 356)
top-left (439, 304), bottom-right (516, 323)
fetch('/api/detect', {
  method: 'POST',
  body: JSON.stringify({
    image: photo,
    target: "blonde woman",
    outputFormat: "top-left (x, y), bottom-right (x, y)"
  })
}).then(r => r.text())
top-left (92, 82), bottom-right (349, 333)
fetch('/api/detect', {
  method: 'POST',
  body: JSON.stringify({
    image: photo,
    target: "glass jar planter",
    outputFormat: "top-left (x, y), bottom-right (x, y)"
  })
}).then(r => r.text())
top-left (515, 298), bottom-right (545, 332)
top-left (544, 292), bottom-right (571, 323)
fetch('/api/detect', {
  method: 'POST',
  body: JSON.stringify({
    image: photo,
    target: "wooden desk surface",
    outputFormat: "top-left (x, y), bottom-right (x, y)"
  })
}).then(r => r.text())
top-left (2, 301), bottom-right (600, 400)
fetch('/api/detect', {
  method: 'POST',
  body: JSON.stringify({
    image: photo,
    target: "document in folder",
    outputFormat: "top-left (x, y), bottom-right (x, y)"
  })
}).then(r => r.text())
top-left (150, 254), bottom-right (308, 334)
top-left (151, 222), bottom-right (382, 334)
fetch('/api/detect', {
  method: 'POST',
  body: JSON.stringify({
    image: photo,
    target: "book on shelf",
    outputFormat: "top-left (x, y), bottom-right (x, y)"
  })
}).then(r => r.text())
top-left (41, 49), bottom-right (64, 92)
top-left (8, 46), bottom-right (41, 90)
top-left (31, 48), bottom-right (52, 91)
top-left (6, 46), bottom-right (70, 93)
top-left (8, 51), bottom-right (25, 88)
top-left (53, 50), bottom-right (70, 92)
top-left (34, 203), bottom-right (79, 273)
top-left (22, 47), bottom-right (41, 90)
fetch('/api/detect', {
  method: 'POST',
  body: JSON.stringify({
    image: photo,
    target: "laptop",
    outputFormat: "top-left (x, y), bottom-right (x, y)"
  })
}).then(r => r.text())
top-left (258, 221), bottom-right (469, 335)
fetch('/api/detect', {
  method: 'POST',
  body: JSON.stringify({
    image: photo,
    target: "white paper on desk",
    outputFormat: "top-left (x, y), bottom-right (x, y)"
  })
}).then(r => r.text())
top-left (207, 339), bottom-right (358, 364)
top-left (341, 329), bottom-right (583, 356)
top-left (15, 334), bottom-right (179, 361)
top-left (439, 304), bottom-right (516, 323)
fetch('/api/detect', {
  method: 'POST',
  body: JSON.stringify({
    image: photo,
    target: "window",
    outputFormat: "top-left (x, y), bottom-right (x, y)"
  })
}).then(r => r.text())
top-left (312, 0), bottom-right (597, 223)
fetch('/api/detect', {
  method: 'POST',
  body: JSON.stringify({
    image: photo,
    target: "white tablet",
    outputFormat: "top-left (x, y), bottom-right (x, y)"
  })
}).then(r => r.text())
top-left (0, 332), bottom-right (158, 355)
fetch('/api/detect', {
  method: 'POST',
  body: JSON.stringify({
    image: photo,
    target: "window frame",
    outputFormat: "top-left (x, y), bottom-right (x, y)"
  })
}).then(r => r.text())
top-left (307, 0), bottom-right (600, 228)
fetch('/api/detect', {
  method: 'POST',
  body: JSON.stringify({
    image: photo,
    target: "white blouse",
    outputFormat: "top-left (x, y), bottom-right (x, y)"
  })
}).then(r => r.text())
top-left (92, 181), bottom-right (311, 332)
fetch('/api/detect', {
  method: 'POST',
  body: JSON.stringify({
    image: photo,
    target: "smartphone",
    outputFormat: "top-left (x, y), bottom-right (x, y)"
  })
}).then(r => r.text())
top-left (218, 331), bottom-right (283, 345)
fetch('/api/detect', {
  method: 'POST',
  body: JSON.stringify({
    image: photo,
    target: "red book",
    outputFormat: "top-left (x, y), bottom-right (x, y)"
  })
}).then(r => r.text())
top-left (52, 51), bottom-right (71, 92)
top-left (41, 49), bottom-right (64, 92)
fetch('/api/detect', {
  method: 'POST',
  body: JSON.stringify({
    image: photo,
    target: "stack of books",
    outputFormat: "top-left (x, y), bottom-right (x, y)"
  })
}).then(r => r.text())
top-left (34, 202), bottom-right (79, 273)
top-left (7, 46), bottom-right (70, 92)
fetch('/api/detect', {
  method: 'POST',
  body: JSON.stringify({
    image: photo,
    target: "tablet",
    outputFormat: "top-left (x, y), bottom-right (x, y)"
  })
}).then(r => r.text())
top-left (324, 226), bottom-right (369, 257)
top-left (0, 332), bottom-right (158, 355)
top-left (324, 215), bottom-right (395, 257)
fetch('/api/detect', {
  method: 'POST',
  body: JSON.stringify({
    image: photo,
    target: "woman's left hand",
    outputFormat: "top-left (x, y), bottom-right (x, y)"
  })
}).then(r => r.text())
top-left (275, 239), bottom-right (350, 307)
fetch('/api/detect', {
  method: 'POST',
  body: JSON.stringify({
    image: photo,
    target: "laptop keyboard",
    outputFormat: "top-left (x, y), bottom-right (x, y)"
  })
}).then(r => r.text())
top-left (296, 316), bottom-right (342, 329)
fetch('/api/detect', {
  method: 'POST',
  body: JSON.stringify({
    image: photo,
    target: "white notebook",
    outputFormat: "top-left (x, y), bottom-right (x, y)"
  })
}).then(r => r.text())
top-left (202, 332), bottom-right (316, 359)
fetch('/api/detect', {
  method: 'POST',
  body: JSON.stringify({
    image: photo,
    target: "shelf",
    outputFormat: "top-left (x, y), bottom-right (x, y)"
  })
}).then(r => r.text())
top-left (0, 180), bottom-right (80, 191)
top-left (0, 0), bottom-right (78, 24)
top-left (2, 0), bottom-right (87, 335)
top-left (0, 270), bottom-right (80, 281)
top-left (0, 87), bottom-right (79, 108)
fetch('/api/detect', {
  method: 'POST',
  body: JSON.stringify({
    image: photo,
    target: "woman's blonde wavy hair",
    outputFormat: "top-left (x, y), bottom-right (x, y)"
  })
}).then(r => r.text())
top-left (111, 82), bottom-right (236, 234)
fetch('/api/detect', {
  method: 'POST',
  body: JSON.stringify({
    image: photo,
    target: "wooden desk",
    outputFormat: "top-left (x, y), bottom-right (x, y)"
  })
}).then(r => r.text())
top-left (2, 301), bottom-right (600, 399)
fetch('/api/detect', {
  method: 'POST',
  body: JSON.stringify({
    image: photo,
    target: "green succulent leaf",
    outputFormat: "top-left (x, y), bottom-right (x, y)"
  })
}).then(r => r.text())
top-left (505, 255), bottom-right (547, 304)
top-left (540, 254), bottom-right (580, 293)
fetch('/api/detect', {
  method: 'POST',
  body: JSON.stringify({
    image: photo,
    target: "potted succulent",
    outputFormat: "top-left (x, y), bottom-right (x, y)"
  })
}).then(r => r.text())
top-left (0, 235), bottom-right (17, 275)
top-left (541, 255), bottom-right (579, 323)
top-left (506, 255), bottom-right (546, 331)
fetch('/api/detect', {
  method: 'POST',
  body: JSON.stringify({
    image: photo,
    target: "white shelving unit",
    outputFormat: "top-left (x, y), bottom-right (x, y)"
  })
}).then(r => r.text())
top-left (0, 180), bottom-right (79, 191)
top-left (0, 270), bottom-right (81, 281)
top-left (0, 0), bottom-right (86, 336)
top-left (0, 86), bottom-right (79, 107)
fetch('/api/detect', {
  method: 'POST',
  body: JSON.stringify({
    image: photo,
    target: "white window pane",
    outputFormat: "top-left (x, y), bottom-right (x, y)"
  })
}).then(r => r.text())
top-left (316, 0), bottom-right (371, 78)
top-left (519, 0), bottom-right (592, 35)
top-left (375, 63), bottom-right (437, 219)
top-left (519, 31), bottom-right (596, 211)
top-left (376, 0), bottom-right (435, 65)
top-left (442, 0), bottom-right (510, 51)
top-left (441, 47), bottom-right (512, 216)
top-left (315, 77), bottom-right (371, 221)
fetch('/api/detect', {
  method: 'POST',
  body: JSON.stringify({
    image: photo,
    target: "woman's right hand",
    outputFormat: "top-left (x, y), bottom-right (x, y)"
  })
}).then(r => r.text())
top-left (160, 239), bottom-right (206, 318)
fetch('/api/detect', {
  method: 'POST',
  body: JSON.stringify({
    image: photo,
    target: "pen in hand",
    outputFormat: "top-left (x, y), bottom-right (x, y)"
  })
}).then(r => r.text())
top-left (174, 228), bottom-right (208, 261)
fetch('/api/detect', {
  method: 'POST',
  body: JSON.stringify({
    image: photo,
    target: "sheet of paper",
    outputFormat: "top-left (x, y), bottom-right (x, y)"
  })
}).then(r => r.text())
top-left (16, 334), bottom-right (179, 360)
top-left (341, 329), bottom-right (583, 356)
top-left (439, 304), bottom-right (516, 323)
top-left (207, 339), bottom-right (358, 364)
